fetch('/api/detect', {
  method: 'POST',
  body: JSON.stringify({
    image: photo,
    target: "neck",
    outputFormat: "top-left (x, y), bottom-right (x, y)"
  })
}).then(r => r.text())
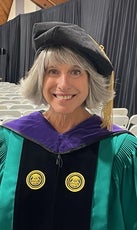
top-left (43, 107), bottom-right (91, 133)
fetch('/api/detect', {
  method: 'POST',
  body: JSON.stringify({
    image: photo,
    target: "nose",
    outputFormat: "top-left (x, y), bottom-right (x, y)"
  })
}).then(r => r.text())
top-left (57, 73), bottom-right (71, 90)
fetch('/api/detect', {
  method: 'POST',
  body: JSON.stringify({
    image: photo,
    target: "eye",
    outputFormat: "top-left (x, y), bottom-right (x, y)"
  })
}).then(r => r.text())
top-left (46, 68), bottom-right (59, 75)
top-left (71, 69), bottom-right (82, 77)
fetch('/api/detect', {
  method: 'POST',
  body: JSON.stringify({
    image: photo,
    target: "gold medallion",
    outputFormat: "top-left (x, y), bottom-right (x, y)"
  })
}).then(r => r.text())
top-left (65, 172), bottom-right (85, 192)
top-left (26, 170), bottom-right (46, 190)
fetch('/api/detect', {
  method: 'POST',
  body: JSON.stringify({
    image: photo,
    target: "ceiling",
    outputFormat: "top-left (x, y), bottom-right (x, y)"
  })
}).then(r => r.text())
top-left (0, 0), bottom-right (13, 24)
top-left (31, 0), bottom-right (68, 8)
top-left (0, 0), bottom-right (68, 25)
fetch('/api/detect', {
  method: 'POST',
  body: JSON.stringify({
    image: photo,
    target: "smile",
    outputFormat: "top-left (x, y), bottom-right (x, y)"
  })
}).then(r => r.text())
top-left (54, 94), bottom-right (75, 100)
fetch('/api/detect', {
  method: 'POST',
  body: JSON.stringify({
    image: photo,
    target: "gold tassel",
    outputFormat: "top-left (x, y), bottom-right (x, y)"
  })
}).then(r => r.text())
top-left (89, 42), bottom-right (114, 130)
top-left (101, 71), bottom-right (114, 130)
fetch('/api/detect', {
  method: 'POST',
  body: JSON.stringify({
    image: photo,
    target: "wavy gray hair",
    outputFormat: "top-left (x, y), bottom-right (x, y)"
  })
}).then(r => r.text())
top-left (20, 47), bottom-right (114, 113)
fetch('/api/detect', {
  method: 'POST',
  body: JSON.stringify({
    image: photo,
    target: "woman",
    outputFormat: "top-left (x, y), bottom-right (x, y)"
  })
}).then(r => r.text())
top-left (0, 22), bottom-right (137, 230)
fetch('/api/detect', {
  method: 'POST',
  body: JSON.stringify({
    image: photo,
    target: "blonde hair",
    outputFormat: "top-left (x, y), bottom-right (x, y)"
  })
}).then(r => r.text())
top-left (20, 46), bottom-right (114, 114)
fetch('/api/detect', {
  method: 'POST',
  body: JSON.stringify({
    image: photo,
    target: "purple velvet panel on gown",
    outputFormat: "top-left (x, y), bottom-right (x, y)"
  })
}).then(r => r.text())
top-left (3, 111), bottom-right (125, 153)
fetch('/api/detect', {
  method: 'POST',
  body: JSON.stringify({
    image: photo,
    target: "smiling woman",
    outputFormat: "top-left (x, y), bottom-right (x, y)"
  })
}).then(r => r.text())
top-left (20, 47), bottom-right (113, 113)
top-left (20, 46), bottom-right (113, 132)
top-left (0, 22), bottom-right (137, 230)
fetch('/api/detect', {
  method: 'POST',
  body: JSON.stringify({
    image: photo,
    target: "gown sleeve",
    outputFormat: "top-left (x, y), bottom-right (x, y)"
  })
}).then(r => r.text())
top-left (108, 133), bottom-right (137, 230)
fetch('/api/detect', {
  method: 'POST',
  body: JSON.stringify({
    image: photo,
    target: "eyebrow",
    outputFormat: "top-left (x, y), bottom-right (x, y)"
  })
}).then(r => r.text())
top-left (46, 65), bottom-right (57, 68)
top-left (46, 64), bottom-right (82, 68)
top-left (72, 65), bottom-right (82, 68)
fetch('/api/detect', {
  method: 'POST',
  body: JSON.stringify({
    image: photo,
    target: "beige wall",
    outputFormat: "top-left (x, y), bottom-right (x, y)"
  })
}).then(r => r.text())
top-left (8, 0), bottom-right (40, 21)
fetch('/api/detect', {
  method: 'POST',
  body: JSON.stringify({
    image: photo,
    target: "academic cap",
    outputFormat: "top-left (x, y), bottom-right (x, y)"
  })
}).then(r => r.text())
top-left (32, 21), bottom-right (113, 76)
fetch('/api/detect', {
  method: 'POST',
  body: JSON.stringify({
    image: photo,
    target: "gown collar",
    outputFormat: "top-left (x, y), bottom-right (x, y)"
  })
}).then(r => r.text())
top-left (3, 111), bottom-right (126, 154)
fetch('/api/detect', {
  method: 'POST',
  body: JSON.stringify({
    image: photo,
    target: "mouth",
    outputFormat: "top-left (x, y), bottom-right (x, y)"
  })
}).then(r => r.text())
top-left (53, 94), bottom-right (76, 100)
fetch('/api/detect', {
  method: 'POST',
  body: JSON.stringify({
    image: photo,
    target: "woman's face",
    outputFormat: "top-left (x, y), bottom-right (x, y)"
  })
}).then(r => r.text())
top-left (43, 63), bottom-right (89, 115)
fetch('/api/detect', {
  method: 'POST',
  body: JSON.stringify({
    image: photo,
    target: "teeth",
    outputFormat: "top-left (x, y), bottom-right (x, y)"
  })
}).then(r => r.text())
top-left (56, 95), bottom-right (73, 100)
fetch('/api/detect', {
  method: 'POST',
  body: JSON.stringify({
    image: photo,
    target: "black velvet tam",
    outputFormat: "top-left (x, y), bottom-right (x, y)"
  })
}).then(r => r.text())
top-left (32, 21), bottom-right (113, 76)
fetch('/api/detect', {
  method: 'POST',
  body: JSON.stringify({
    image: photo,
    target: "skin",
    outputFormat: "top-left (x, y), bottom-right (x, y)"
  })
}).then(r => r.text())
top-left (42, 63), bottom-right (91, 133)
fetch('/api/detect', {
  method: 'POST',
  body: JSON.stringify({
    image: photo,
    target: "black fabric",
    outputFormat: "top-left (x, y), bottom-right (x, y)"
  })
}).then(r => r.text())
top-left (0, 52), bottom-right (7, 81)
top-left (102, 0), bottom-right (137, 116)
top-left (13, 138), bottom-right (99, 230)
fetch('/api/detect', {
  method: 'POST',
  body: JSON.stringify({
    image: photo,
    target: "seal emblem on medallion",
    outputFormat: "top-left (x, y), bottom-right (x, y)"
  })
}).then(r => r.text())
top-left (65, 172), bottom-right (85, 192)
top-left (26, 170), bottom-right (46, 190)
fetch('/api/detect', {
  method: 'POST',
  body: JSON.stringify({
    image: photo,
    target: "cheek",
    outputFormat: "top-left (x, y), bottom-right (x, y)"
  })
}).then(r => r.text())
top-left (42, 78), bottom-right (55, 101)
top-left (80, 79), bottom-right (89, 97)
